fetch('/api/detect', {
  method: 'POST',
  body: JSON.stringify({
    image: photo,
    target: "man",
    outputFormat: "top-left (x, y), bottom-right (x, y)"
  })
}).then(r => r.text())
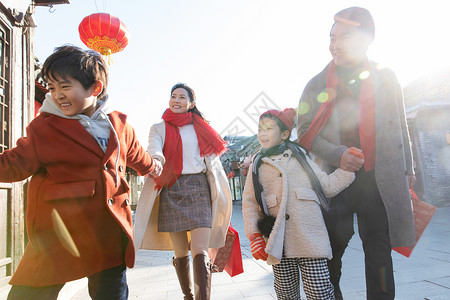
top-left (297, 7), bottom-right (415, 300)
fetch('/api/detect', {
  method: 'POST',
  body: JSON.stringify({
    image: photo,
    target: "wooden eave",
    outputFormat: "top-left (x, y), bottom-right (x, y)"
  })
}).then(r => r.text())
top-left (34, 0), bottom-right (70, 6)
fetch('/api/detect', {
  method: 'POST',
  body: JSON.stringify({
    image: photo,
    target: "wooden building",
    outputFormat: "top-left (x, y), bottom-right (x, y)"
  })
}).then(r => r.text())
top-left (0, 0), bottom-right (68, 289)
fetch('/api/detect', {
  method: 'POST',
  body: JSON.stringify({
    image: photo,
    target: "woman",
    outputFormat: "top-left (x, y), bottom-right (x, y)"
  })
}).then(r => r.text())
top-left (133, 83), bottom-right (232, 300)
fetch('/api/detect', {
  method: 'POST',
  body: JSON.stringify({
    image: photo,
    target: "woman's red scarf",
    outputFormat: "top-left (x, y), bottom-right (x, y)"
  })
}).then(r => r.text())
top-left (154, 109), bottom-right (227, 190)
top-left (298, 60), bottom-right (375, 171)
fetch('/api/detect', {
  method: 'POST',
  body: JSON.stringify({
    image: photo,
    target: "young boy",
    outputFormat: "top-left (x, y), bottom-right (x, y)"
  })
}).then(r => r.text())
top-left (3, 45), bottom-right (162, 300)
top-left (242, 108), bottom-right (355, 300)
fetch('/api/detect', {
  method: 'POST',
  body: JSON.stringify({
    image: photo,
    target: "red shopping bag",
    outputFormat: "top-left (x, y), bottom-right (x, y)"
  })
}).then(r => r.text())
top-left (224, 225), bottom-right (244, 277)
top-left (209, 226), bottom-right (236, 272)
top-left (393, 187), bottom-right (437, 257)
top-left (209, 225), bottom-right (244, 277)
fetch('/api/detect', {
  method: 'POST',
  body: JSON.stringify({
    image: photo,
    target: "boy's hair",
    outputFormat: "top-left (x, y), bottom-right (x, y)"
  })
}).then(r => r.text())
top-left (171, 82), bottom-right (207, 122)
top-left (260, 114), bottom-right (290, 133)
top-left (42, 45), bottom-right (108, 99)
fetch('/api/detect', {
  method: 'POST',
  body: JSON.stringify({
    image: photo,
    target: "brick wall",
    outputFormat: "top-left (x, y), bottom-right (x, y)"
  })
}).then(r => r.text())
top-left (415, 109), bottom-right (450, 207)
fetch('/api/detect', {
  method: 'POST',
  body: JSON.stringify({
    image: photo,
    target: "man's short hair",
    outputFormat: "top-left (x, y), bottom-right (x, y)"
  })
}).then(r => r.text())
top-left (334, 7), bottom-right (375, 40)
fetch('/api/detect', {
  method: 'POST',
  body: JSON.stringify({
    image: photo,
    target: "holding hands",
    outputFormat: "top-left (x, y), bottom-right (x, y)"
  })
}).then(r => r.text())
top-left (150, 157), bottom-right (163, 178)
top-left (340, 147), bottom-right (365, 172)
top-left (249, 233), bottom-right (268, 261)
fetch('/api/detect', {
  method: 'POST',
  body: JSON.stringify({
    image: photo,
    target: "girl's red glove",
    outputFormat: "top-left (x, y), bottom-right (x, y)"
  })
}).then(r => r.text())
top-left (349, 147), bottom-right (365, 159)
top-left (249, 233), bottom-right (268, 261)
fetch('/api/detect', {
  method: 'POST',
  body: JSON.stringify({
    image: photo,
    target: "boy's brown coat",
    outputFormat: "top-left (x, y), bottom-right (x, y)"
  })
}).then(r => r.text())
top-left (0, 111), bottom-right (154, 286)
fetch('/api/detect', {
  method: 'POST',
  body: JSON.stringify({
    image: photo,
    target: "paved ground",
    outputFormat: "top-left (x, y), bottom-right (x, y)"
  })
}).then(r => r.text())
top-left (2, 201), bottom-right (450, 299)
top-left (69, 201), bottom-right (450, 300)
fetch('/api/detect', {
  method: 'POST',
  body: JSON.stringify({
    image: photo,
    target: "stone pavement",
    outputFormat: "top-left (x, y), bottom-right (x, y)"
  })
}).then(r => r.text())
top-left (70, 202), bottom-right (450, 300)
top-left (1, 202), bottom-right (450, 299)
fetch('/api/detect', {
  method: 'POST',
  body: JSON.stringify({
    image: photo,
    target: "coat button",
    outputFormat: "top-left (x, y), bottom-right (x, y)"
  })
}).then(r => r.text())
top-left (119, 165), bottom-right (124, 172)
top-left (108, 198), bottom-right (114, 206)
top-left (285, 214), bottom-right (290, 220)
top-left (104, 164), bottom-right (108, 170)
top-left (283, 153), bottom-right (289, 157)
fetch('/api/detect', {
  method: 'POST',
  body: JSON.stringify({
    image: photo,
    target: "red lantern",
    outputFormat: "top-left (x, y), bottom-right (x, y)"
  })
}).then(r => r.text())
top-left (78, 13), bottom-right (129, 56)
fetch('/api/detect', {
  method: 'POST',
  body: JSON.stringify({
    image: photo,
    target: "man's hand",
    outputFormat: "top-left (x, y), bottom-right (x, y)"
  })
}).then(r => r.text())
top-left (150, 158), bottom-right (163, 178)
top-left (340, 147), bottom-right (364, 172)
top-left (407, 174), bottom-right (416, 187)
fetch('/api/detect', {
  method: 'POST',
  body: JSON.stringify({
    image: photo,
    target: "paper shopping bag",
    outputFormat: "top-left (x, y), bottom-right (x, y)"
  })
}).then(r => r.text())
top-left (223, 225), bottom-right (244, 277)
top-left (393, 187), bottom-right (437, 257)
top-left (209, 225), bottom-right (244, 276)
top-left (209, 225), bottom-right (236, 272)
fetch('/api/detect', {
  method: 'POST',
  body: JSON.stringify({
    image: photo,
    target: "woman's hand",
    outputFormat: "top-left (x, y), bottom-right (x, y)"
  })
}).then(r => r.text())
top-left (150, 158), bottom-right (163, 178)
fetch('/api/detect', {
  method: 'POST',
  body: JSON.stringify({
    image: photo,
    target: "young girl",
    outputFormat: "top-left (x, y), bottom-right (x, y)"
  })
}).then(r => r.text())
top-left (242, 108), bottom-right (356, 300)
top-left (133, 83), bottom-right (232, 300)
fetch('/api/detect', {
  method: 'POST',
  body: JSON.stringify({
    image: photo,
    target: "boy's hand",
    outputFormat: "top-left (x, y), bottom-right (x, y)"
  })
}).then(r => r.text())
top-left (249, 233), bottom-right (268, 261)
top-left (340, 147), bottom-right (364, 172)
top-left (150, 158), bottom-right (163, 178)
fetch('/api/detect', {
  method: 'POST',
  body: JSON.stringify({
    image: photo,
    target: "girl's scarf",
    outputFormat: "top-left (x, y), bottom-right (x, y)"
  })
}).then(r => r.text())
top-left (298, 59), bottom-right (375, 171)
top-left (154, 109), bottom-right (227, 190)
top-left (252, 141), bottom-right (329, 221)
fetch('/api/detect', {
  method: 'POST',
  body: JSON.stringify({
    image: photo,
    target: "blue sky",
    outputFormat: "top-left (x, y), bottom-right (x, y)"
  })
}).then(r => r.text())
top-left (34, 0), bottom-right (450, 145)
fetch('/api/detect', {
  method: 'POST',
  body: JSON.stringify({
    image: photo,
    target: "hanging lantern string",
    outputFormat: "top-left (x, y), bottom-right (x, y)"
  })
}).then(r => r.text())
top-left (92, 0), bottom-right (106, 12)
top-left (93, 0), bottom-right (99, 12)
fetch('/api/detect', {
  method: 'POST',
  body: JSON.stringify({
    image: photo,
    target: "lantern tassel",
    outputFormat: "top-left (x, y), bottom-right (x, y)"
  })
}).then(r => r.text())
top-left (100, 47), bottom-right (113, 65)
top-left (105, 54), bottom-right (113, 65)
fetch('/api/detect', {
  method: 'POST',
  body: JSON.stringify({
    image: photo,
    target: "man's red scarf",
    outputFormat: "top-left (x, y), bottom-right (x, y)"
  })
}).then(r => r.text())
top-left (154, 109), bottom-right (227, 190)
top-left (298, 60), bottom-right (375, 171)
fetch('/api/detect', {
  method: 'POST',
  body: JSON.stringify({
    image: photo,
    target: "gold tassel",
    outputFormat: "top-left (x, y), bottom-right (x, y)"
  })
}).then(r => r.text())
top-left (99, 47), bottom-right (113, 65)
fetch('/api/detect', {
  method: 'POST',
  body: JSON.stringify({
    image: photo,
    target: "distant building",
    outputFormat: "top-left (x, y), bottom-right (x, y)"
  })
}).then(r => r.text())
top-left (221, 135), bottom-right (260, 201)
top-left (404, 70), bottom-right (450, 207)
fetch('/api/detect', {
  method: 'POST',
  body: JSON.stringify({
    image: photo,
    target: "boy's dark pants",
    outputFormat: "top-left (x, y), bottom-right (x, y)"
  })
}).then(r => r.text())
top-left (7, 264), bottom-right (128, 300)
top-left (323, 170), bottom-right (394, 300)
